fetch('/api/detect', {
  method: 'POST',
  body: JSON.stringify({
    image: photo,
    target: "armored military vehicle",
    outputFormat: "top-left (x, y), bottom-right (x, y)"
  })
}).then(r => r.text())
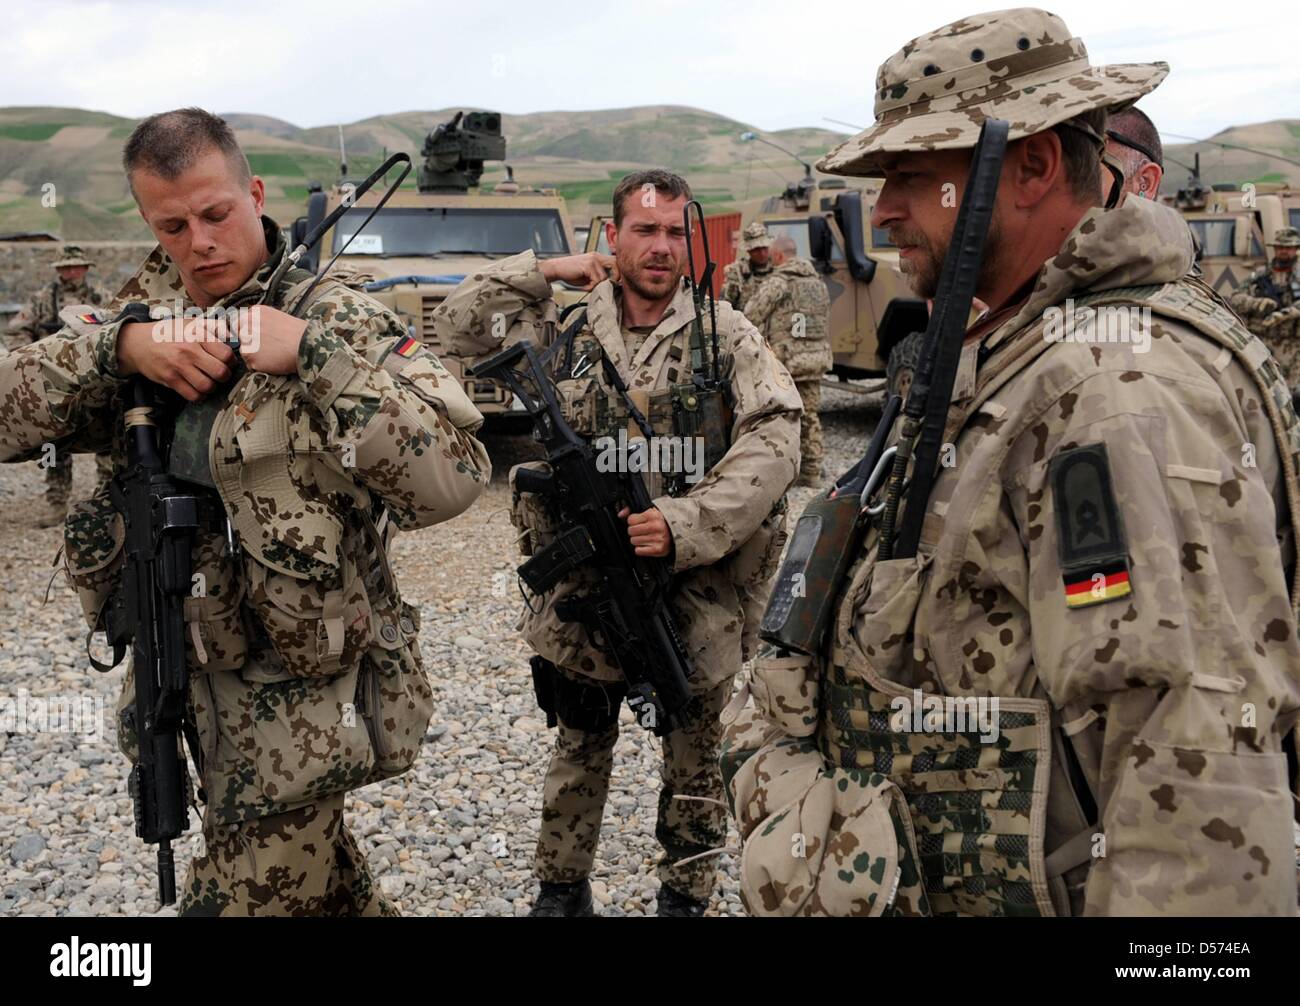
top-left (291, 110), bottom-right (576, 416)
top-left (1170, 155), bottom-right (1300, 295)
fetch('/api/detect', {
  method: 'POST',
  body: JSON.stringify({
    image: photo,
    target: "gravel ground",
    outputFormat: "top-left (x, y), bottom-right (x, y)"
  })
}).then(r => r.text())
top-left (0, 381), bottom-right (882, 917)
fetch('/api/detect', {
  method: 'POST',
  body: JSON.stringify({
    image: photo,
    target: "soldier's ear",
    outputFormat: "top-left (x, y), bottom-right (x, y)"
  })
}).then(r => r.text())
top-left (249, 175), bottom-right (266, 216)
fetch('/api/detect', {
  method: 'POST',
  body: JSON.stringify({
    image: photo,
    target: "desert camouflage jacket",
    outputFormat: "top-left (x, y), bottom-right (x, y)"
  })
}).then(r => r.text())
top-left (7, 277), bottom-right (113, 348)
top-left (0, 218), bottom-right (491, 827)
top-left (729, 195), bottom-right (1300, 916)
top-left (720, 258), bottom-right (772, 313)
top-left (743, 258), bottom-right (833, 381)
top-left (432, 250), bottom-right (802, 687)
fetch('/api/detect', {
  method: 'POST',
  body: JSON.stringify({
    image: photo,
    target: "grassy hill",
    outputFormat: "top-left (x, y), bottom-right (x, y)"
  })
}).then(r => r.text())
top-left (2, 105), bottom-right (1296, 240)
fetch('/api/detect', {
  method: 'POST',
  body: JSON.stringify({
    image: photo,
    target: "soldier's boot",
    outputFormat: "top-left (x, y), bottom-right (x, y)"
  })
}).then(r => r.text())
top-left (655, 885), bottom-right (707, 917)
top-left (527, 879), bottom-right (595, 917)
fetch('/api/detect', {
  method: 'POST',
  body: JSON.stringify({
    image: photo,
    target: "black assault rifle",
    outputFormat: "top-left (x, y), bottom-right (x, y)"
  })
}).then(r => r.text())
top-left (469, 340), bottom-right (695, 736)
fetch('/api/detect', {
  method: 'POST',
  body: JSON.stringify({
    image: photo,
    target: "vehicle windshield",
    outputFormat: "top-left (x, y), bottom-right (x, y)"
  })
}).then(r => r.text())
top-left (762, 219), bottom-right (845, 262)
top-left (1187, 219), bottom-right (1235, 257)
top-left (331, 206), bottom-right (570, 256)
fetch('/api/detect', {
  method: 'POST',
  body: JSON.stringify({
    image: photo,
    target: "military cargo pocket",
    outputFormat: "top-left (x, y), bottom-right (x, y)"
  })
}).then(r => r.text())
top-left (183, 533), bottom-right (247, 673)
top-left (749, 649), bottom-right (820, 737)
top-left (62, 494), bottom-right (124, 633)
top-left (739, 767), bottom-right (930, 917)
top-left (245, 555), bottom-right (372, 678)
top-left (358, 648), bottom-right (434, 783)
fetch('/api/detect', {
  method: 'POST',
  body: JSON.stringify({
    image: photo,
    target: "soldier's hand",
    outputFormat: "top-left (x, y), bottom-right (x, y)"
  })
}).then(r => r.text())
top-left (619, 506), bottom-right (672, 558)
top-left (117, 318), bottom-right (235, 402)
top-left (539, 253), bottom-right (619, 290)
top-left (230, 305), bottom-right (307, 375)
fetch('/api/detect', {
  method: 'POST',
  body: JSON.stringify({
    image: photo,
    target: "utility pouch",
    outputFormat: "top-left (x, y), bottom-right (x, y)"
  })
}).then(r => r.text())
top-left (519, 525), bottom-right (596, 594)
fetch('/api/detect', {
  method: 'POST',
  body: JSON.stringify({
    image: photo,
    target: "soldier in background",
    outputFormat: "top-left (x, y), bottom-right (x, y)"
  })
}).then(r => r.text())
top-left (719, 221), bottom-right (774, 312)
top-left (434, 169), bottom-right (800, 917)
top-left (744, 235), bottom-right (831, 485)
top-left (1103, 106), bottom-right (1163, 201)
top-left (1229, 227), bottom-right (1300, 390)
top-left (7, 247), bottom-right (115, 525)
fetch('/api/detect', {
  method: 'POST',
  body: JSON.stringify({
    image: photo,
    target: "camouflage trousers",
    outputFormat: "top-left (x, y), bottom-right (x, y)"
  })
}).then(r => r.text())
top-left (795, 379), bottom-right (823, 481)
top-left (535, 675), bottom-right (733, 902)
top-left (179, 794), bottom-right (396, 917)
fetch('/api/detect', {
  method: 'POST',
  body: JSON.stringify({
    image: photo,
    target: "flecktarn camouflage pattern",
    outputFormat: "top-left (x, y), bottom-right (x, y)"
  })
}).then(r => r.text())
top-left (0, 217), bottom-right (490, 914)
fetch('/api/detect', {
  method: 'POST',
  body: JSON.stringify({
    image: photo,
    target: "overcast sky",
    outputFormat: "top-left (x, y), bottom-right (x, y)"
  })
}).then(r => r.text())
top-left (2, 0), bottom-right (1294, 146)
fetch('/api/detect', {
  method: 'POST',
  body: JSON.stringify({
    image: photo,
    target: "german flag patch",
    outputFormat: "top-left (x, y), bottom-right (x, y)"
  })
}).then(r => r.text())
top-left (77, 311), bottom-right (102, 324)
top-left (393, 335), bottom-right (420, 358)
top-left (1064, 563), bottom-right (1132, 608)
top-left (1049, 443), bottom-right (1133, 611)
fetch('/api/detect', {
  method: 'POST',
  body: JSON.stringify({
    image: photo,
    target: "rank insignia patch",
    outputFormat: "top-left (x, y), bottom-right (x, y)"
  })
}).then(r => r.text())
top-left (1049, 442), bottom-right (1133, 609)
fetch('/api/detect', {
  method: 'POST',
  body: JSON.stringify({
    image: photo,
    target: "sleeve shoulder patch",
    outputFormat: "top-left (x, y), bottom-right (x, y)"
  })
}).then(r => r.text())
top-left (1048, 442), bottom-right (1132, 609)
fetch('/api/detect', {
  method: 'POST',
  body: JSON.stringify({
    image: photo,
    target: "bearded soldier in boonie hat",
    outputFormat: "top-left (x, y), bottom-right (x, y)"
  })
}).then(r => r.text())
top-left (721, 221), bottom-right (776, 312)
top-left (720, 7), bottom-right (1300, 918)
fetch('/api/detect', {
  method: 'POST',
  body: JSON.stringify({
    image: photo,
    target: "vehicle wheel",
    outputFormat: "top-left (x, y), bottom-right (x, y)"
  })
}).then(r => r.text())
top-left (886, 331), bottom-right (924, 401)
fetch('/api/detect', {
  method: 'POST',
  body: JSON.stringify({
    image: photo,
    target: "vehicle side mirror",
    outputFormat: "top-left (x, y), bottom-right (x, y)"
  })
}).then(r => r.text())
top-left (834, 191), bottom-right (876, 284)
top-left (809, 216), bottom-right (833, 265)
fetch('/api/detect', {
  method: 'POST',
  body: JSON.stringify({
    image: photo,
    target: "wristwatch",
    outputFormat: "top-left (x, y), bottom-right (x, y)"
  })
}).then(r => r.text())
top-left (112, 302), bottom-right (153, 326)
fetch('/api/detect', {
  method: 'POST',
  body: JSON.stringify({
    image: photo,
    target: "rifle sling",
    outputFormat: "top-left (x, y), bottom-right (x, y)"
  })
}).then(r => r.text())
top-left (893, 121), bottom-right (1009, 559)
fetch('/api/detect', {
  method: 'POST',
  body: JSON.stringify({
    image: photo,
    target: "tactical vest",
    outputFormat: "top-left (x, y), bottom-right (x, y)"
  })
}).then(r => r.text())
top-left (810, 277), bottom-right (1300, 917)
top-left (550, 307), bottom-right (732, 500)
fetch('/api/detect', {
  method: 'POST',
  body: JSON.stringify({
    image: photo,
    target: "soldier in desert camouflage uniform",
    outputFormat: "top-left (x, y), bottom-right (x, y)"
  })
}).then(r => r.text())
top-left (722, 8), bottom-right (1300, 917)
top-left (743, 235), bottom-right (831, 486)
top-left (434, 169), bottom-right (801, 916)
top-left (0, 109), bottom-right (491, 916)
top-left (719, 221), bottom-right (774, 313)
top-left (7, 247), bottom-right (115, 525)
top-left (1229, 227), bottom-right (1300, 391)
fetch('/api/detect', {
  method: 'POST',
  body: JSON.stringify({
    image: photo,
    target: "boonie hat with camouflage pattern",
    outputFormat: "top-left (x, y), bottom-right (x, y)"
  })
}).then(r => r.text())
top-left (53, 245), bottom-right (93, 268)
top-left (743, 221), bottom-right (773, 250)
top-left (819, 7), bottom-right (1169, 177)
top-left (1269, 227), bottom-right (1300, 248)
